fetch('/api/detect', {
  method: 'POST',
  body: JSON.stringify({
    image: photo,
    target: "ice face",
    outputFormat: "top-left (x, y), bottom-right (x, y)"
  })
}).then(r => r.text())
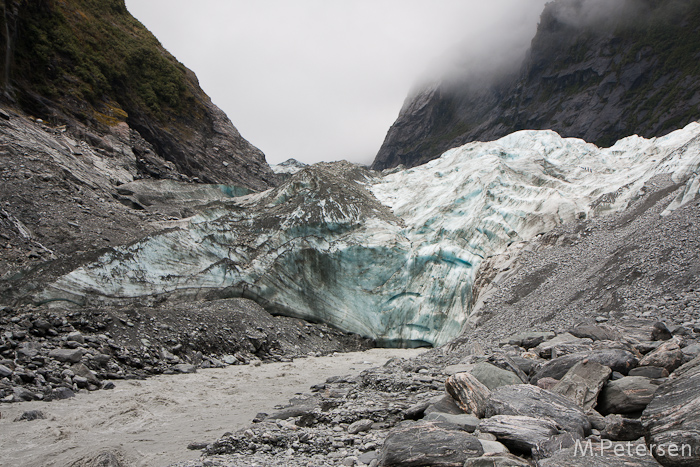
top-left (37, 125), bottom-right (700, 346)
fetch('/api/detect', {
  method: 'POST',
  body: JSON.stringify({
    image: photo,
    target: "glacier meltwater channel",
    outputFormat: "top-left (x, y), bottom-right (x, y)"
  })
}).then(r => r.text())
top-left (38, 126), bottom-right (700, 346)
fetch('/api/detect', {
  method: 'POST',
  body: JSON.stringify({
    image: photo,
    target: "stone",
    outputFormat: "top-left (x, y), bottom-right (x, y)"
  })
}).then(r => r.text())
top-left (53, 387), bottom-right (75, 399)
top-left (477, 415), bottom-right (560, 453)
top-left (638, 339), bottom-right (683, 373)
top-left (72, 362), bottom-right (101, 386)
top-left (0, 364), bottom-right (12, 378)
top-left (424, 395), bottom-right (464, 416)
top-left (569, 323), bottom-right (623, 342)
top-left (530, 349), bottom-right (638, 385)
top-left (600, 414), bottom-right (644, 441)
top-left (478, 439), bottom-right (510, 455)
top-left (469, 362), bottom-right (523, 390)
top-left (445, 372), bottom-right (491, 417)
top-left (650, 321), bottom-right (673, 341)
top-left (348, 419), bottom-right (373, 434)
top-left (535, 333), bottom-right (592, 359)
top-left (537, 443), bottom-right (663, 466)
top-left (598, 376), bottom-right (660, 415)
top-left (486, 354), bottom-right (530, 383)
top-left (66, 331), bottom-right (85, 344)
top-left (681, 343), bottom-right (700, 362)
top-left (171, 363), bottom-right (196, 374)
top-left (536, 377), bottom-right (559, 391)
top-left (424, 412), bottom-right (479, 432)
top-left (49, 348), bottom-right (85, 363)
top-left (403, 401), bottom-right (430, 419)
top-left (464, 453), bottom-right (534, 466)
top-left (551, 360), bottom-right (612, 411)
top-left (586, 409), bottom-right (607, 431)
top-left (14, 410), bottom-right (45, 422)
top-left (506, 331), bottom-right (556, 349)
top-left (642, 356), bottom-right (700, 466)
top-left (628, 366), bottom-right (669, 378)
top-left (485, 384), bottom-right (591, 437)
top-left (379, 420), bottom-right (484, 466)
top-left (532, 432), bottom-right (582, 460)
top-left (13, 387), bottom-right (36, 401)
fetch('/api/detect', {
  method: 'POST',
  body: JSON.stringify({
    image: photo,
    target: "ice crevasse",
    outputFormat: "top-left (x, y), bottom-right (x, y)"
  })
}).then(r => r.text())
top-left (38, 124), bottom-right (700, 346)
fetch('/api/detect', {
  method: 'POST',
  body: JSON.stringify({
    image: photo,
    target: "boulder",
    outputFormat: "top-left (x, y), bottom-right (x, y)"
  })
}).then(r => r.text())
top-left (532, 432), bottom-right (582, 460)
top-left (477, 415), bottom-right (559, 453)
top-left (48, 348), bottom-right (85, 363)
top-left (171, 363), bottom-right (196, 374)
top-left (535, 333), bottom-right (593, 359)
top-left (478, 439), bottom-right (510, 454)
top-left (506, 331), bottom-right (555, 349)
top-left (551, 360), bottom-right (612, 411)
top-left (487, 354), bottom-right (530, 382)
top-left (537, 442), bottom-right (664, 466)
top-left (445, 372), bottom-right (491, 417)
top-left (642, 356), bottom-right (700, 466)
top-left (424, 412), bottom-right (479, 432)
top-left (569, 323), bottom-right (623, 342)
top-left (424, 395), bottom-right (464, 416)
top-left (650, 321), bottom-right (673, 341)
top-left (638, 339), bottom-right (683, 373)
top-left (530, 349), bottom-right (638, 385)
top-left (379, 420), bottom-right (484, 466)
top-left (537, 377), bottom-right (560, 391)
top-left (628, 366), bottom-right (670, 379)
top-left (464, 453), bottom-right (533, 466)
top-left (470, 362), bottom-right (523, 390)
top-left (601, 414), bottom-right (644, 441)
top-left (598, 376), bottom-right (660, 415)
top-left (348, 419), bottom-right (374, 434)
top-left (485, 384), bottom-right (591, 437)
top-left (0, 364), bottom-right (12, 378)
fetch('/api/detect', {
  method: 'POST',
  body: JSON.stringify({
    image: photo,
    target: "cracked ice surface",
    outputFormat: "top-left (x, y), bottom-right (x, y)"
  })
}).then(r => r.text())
top-left (38, 125), bottom-right (700, 346)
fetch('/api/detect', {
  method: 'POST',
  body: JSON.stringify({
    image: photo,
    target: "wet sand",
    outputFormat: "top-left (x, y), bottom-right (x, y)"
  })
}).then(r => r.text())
top-left (0, 348), bottom-right (424, 467)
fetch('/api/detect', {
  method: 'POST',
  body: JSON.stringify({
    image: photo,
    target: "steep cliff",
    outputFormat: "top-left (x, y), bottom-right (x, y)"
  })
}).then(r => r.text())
top-left (0, 0), bottom-right (275, 190)
top-left (373, 0), bottom-right (700, 170)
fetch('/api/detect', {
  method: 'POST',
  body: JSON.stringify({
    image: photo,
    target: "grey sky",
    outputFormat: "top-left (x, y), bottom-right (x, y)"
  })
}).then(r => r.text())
top-left (124, 0), bottom-right (549, 166)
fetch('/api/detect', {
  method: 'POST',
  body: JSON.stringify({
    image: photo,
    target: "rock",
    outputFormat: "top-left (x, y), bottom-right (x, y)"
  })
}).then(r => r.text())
top-left (477, 415), bottom-right (560, 453)
top-left (171, 363), bottom-right (196, 374)
top-left (187, 441), bottom-right (209, 450)
top-left (13, 387), bottom-right (37, 401)
top-left (379, 420), bottom-right (484, 466)
top-left (469, 362), bottom-right (523, 390)
top-left (445, 372), bottom-right (491, 417)
top-left (535, 333), bottom-right (592, 359)
top-left (537, 442), bottom-right (663, 466)
top-left (464, 453), bottom-right (534, 466)
top-left (628, 366), bottom-right (670, 379)
top-left (651, 321), bottom-right (673, 341)
top-left (49, 348), bottom-right (85, 363)
top-left (486, 354), bottom-right (530, 383)
top-left (348, 419), bottom-right (374, 434)
top-left (424, 412), bottom-right (479, 432)
top-left (536, 377), bottom-right (560, 391)
top-left (0, 364), bottom-right (12, 378)
top-left (569, 324), bottom-right (623, 342)
top-left (600, 414), bottom-right (644, 441)
top-left (403, 401), bottom-right (430, 420)
top-left (532, 432), bottom-right (582, 460)
top-left (53, 387), bottom-right (75, 399)
top-left (66, 331), bottom-right (85, 344)
top-left (443, 364), bottom-right (473, 375)
top-left (14, 410), bottom-right (45, 422)
top-left (530, 349), bottom-right (638, 385)
top-left (485, 384), bottom-right (591, 437)
top-left (642, 356), bottom-right (700, 466)
top-left (103, 381), bottom-right (116, 390)
top-left (478, 439), bottom-right (510, 455)
top-left (424, 395), bottom-right (464, 416)
top-left (587, 409), bottom-right (607, 431)
top-left (638, 339), bottom-right (683, 373)
top-left (72, 363), bottom-right (101, 386)
top-left (358, 451), bottom-right (379, 465)
top-left (681, 344), bottom-right (700, 363)
top-left (551, 360), bottom-right (611, 411)
top-left (598, 376), bottom-right (660, 415)
top-left (506, 331), bottom-right (556, 349)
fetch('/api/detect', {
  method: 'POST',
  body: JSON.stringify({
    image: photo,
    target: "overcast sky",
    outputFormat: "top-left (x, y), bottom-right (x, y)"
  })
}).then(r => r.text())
top-left (124, 0), bottom-right (549, 166)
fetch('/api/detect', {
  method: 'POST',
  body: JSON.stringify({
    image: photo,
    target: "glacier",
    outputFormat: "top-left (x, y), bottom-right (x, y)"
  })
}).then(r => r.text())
top-left (37, 125), bottom-right (700, 346)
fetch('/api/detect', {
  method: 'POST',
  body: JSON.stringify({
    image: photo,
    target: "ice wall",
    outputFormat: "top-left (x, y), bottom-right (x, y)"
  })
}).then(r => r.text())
top-left (38, 125), bottom-right (700, 346)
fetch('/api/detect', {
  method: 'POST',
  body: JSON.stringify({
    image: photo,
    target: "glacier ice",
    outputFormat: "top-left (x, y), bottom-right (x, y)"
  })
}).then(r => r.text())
top-left (37, 125), bottom-right (700, 346)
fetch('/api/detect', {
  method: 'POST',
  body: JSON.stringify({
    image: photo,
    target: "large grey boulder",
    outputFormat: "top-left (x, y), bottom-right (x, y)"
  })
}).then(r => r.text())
top-left (470, 362), bottom-right (524, 390)
top-left (379, 420), bottom-right (484, 466)
top-left (569, 323), bottom-right (623, 342)
top-left (551, 360), bottom-right (611, 411)
top-left (642, 356), bottom-right (700, 466)
top-left (487, 354), bottom-right (530, 382)
top-left (477, 415), bottom-right (559, 453)
top-left (530, 349), bottom-right (638, 385)
top-left (598, 376), bottom-right (660, 415)
top-left (485, 384), bottom-right (591, 437)
top-left (424, 412), bottom-right (479, 432)
top-left (638, 339), bottom-right (684, 373)
top-left (48, 348), bottom-right (85, 363)
top-left (445, 372), bottom-right (491, 417)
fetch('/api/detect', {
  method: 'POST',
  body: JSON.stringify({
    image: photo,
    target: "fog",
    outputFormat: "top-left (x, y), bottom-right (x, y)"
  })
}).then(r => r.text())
top-left (124, 0), bottom-right (550, 166)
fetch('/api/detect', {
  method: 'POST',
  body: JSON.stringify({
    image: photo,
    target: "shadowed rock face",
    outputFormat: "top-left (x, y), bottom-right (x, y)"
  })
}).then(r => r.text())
top-left (373, 0), bottom-right (700, 171)
top-left (34, 125), bottom-right (700, 347)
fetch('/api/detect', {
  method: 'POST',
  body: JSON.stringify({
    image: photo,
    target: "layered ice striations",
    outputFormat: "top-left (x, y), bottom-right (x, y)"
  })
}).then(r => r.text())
top-left (38, 125), bottom-right (700, 346)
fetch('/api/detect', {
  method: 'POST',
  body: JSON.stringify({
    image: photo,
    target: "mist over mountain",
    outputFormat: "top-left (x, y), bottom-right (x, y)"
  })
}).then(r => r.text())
top-left (372, 0), bottom-right (700, 170)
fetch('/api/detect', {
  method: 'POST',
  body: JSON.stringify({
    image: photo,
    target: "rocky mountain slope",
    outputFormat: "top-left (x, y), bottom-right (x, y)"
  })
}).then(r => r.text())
top-left (373, 0), bottom-right (700, 170)
top-left (1, 0), bottom-right (275, 190)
